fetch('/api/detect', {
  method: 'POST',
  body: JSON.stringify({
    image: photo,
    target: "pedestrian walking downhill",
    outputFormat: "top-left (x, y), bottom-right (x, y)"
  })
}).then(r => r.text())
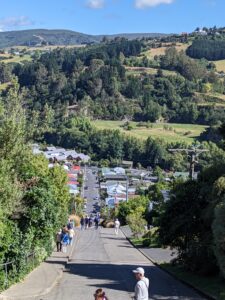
top-left (114, 218), bottom-right (120, 235)
top-left (132, 267), bottom-right (149, 300)
top-left (94, 288), bottom-right (109, 300)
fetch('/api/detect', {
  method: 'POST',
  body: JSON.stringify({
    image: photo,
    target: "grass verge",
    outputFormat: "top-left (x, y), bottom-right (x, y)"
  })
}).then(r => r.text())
top-left (160, 263), bottom-right (225, 300)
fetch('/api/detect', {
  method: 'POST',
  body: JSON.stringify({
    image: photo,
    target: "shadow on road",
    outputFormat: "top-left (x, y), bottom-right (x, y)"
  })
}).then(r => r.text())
top-left (61, 262), bottom-right (204, 300)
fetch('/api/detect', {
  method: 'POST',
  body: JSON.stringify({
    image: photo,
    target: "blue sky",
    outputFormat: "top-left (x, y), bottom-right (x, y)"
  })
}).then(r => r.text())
top-left (0, 0), bottom-right (224, 34)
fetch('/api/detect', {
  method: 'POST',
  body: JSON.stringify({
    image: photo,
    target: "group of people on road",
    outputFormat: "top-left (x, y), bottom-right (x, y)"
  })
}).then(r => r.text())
top-left (93, 267), bottom-right (149, 300)
top-left (56, 220), bottom-right (75, 252)
top-left (80, 215), bottom-right (100, 230)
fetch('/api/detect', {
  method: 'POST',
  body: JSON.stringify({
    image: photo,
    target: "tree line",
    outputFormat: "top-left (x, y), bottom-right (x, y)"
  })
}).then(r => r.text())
top-left (187, 38), bottom-right (225, 61)
top-left (0, 81), bottom-right (71, 290)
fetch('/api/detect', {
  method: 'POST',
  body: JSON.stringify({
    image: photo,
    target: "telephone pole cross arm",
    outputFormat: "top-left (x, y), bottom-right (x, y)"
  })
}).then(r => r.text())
top-left (168, 147), bottom-right (209, 180)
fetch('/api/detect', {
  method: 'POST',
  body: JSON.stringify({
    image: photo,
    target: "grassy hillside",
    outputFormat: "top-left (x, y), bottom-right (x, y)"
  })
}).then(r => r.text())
top-left (214, 59), bottom-right (225, 72)
top-left (0, 29), bottom-right (99, 48)
top-left (0, 53), bottom-right (32, 64)
top-left (144, 43), bottom-right (190, 59)
top-left (194, 92), bottom-right (225, 108)
top-left (92, 121), bottom-right (207, 144)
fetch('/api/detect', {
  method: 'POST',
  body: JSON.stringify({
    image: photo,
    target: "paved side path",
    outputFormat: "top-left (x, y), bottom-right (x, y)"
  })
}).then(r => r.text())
top-left (0, 231), bottom-right (79, 300)
top-left (43, 227), bottom-right (205, 300)
top-left (121, 225), bottom-right (178, 264)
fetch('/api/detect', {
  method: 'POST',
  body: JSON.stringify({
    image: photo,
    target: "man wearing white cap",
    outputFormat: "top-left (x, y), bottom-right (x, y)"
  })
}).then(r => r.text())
top-left (132, 267), bottom-right (149, 300)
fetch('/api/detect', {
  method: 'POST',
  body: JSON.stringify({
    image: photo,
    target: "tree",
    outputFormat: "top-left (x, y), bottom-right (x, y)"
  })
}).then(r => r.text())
top-left (213, 196), bottom-right (225, 279)
top-left (159, 180), bottom-right (214, 272)
top-left (117, 196), bottom-right (149, 225)
top-left (0, 79), bottom-right (27, 163)
top-left (0, 63), bottom-right (11, 83)
top-left (144, 137), bottom-right (167, 168)
top-left (126, 209), bottom-right (147, 237)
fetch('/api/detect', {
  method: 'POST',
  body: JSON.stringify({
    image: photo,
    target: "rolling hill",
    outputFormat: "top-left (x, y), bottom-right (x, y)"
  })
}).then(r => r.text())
top-left (0, 29), bottom-right (168, 48)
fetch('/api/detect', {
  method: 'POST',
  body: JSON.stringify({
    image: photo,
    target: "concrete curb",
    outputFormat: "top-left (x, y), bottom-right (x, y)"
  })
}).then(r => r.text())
top-left (120, 227), bottom-right (216, 300)
top-left (67, 229), bottom-right (80, 262)
top-left (0, 230), bottom-right (79, 300)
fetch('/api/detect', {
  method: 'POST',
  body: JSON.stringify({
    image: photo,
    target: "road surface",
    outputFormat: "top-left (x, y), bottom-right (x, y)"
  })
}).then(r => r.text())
top-left (43, 168), bottom-right (205, 300)
top-left (44, 227), bottom-right (204, 300)
top-left (83, 167), bottom-right (100, 215)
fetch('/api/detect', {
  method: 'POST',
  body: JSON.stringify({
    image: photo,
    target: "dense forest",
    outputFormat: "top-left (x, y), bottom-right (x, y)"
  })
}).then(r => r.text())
top-left (187, 38), bottom-right (225, 60)
top-left (0, 38), bottom-right (224, 125)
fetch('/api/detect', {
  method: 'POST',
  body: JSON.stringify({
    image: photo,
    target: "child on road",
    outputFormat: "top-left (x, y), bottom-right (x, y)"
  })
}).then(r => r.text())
top-left (94, 288), bottom-right (109, 300)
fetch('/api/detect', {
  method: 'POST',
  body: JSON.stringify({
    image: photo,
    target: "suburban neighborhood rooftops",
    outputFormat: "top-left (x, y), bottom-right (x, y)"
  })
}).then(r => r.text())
top-left (104, 174), bottom-right (127, 181)
top-left (32, 145), bottom-right (90, 163)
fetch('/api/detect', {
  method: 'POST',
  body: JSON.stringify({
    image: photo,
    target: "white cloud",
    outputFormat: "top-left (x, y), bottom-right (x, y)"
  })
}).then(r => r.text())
top-left (135, 0), bottom-right (175, 8)
top-left (86, 0), bottom-right (105, 9)
top-left (0, 16), bottom-right (34, 31)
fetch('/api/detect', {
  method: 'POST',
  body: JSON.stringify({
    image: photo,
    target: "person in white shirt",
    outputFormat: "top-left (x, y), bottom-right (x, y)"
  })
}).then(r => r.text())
top-left (114, 218), bottom-right (120, 235)
top-left (132, 267), bottom-right (149, 300)
top-left (68, 228), bottom-right (75, 245)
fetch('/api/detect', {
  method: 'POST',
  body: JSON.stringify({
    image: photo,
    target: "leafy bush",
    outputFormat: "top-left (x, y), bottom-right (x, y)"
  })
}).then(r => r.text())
top-left (213, 196), bottom-right (225, 279)
top-left (126, 210), bottom-right (147, 238)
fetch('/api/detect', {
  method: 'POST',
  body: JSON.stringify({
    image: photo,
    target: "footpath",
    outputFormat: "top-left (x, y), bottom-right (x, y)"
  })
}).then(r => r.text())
top-left (121, 225), bottom-right (177, 264)
top-left (0, 230), bottom-right (80, 300)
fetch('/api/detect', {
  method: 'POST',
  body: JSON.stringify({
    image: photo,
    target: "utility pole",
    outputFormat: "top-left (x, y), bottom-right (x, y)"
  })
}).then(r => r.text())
top-left (126, 176), bottom-right (129, 202)
top-left (168, 146), bottom-right (209, 180)
top-left (82, 164), bottom-right (86, 198)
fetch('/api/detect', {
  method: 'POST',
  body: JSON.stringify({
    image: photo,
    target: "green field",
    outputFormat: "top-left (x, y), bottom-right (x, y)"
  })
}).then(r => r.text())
top-left (0, 54), bottom-right (32, 64)
top-left (92, 120), bottom-right (207, 144)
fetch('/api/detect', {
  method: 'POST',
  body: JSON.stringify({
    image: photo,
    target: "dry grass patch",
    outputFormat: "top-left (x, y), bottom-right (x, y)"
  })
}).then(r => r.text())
top-left (214, 60), bottom-right (225, 73)
top-left (125, 66), bottom-right (177, 77)
top-left (144, 43), bottom-right (190, 59)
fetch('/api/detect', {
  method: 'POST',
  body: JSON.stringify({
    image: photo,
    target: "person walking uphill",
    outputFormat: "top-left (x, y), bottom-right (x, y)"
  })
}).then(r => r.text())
top-left (114, 218), bottom-right (120, 235)
top-left (132, 267), bottom-right (149, 300)
top-left (56, 229), bottom-right (62, 252)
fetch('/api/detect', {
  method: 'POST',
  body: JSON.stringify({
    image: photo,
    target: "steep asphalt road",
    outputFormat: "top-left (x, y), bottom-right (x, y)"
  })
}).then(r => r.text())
top-left (44, 228), bottom-right (205, 300)
top-left (83, 167), bottom-right (100, 215)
